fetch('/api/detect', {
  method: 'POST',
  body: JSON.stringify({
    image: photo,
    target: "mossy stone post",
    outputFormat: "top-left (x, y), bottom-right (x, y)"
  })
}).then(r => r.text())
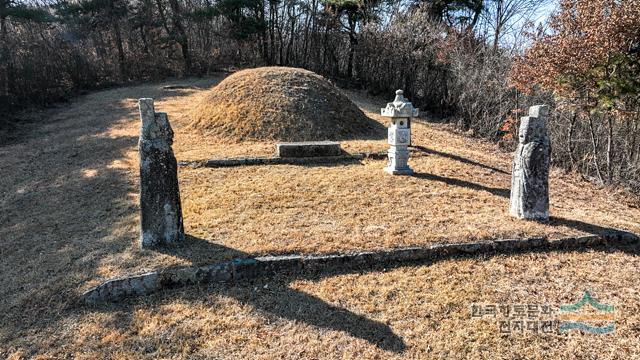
top-left (138, 98), bottom-right (185, 248)
top-left (381, 90), bottom-right (418, 175)
top-left (509, 105), bottom-right (551, 221)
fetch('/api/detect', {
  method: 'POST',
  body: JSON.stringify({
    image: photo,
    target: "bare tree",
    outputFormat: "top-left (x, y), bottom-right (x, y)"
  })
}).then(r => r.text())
top-left (479, 0), bottom-right (554, 52)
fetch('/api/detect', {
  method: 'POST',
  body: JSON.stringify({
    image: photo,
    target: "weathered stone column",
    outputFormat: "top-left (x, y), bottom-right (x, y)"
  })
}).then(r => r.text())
top-left (138, 98), bottom-right (185, 248)
top-left (381, 90), bottom-right (419, 175)
top-left (509, 105), bottom-right (551, 221)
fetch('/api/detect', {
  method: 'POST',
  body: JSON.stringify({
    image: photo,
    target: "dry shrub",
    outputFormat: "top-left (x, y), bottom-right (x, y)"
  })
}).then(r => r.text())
top-left (511, 0), bottom-right (640, 188)
top-left (357, 6), bottom-right (525, 139)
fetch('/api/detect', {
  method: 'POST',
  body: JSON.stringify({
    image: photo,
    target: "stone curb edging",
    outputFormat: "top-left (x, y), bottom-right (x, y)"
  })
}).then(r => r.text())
top-left (177, 151), bottom-right (390, 168)
top-left (82, 231), bottom-right (638, 304)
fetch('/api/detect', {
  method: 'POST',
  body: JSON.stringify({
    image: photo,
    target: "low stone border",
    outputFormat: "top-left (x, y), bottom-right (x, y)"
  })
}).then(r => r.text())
top-left (83, 230), bottom-right (638, 304)
top-left (177, 151), bottom-right (396, 168)
top-left (162, 85), bottom-right (199, 90)
top-left (276, 141), bottom-right (342, 158)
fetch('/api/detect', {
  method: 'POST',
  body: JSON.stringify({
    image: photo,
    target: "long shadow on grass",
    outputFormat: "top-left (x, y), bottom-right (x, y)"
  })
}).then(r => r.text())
top-left (412, 171), bottom-right (511, 198)
top-left (411, 145), bottom-right (509, 175)
top-left (150, 235), bottom-right (407, 353)
top-left (107, 229), bottom-right (639, 355)
top-left (87, 219), bottom-right (640, 356)
top-left (411, 172), bottom-right (635, 238)
top-left (547, 216), bottom-right (633, 236)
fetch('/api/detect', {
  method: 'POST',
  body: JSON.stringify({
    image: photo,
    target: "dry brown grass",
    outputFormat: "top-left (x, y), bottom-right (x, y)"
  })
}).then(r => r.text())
top-left (188, 67), bottom-right (384, 142)
top-left (1, 75), bottom-right (639, 359)
top-left (177, 88), bottom-right (640, 257)
top-left (4, 250), bottom-right (640, 359)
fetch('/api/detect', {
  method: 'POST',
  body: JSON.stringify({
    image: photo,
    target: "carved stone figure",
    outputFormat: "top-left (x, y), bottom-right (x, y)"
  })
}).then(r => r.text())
top-left (138, 98), bottom-right (185, 248)
top-left (509, 105), bottom-right (551, 221)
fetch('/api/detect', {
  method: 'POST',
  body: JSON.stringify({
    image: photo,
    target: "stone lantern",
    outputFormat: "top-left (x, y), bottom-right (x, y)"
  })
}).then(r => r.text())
top-left (381, 90), bottom-right (418, 175)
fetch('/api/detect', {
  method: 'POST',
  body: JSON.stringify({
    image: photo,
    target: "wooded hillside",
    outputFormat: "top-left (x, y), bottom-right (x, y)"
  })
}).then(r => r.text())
top-left (1, 0), bottom-right (639, 191)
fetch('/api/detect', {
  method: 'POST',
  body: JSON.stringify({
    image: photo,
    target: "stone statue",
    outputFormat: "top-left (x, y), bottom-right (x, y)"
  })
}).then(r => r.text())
top-left (138, 98), bottom-right (185, 248)
top-left (509, 105), bottom-right (551, 221)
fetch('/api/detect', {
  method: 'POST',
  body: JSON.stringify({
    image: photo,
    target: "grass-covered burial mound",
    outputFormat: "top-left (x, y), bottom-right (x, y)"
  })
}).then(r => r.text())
top-left (189, 67), bottom-right (384, 142)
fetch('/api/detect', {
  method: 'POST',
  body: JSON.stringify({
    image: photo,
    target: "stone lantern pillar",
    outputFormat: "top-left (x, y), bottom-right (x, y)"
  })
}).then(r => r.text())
top-left (381, 90), bottom-right (419, 175)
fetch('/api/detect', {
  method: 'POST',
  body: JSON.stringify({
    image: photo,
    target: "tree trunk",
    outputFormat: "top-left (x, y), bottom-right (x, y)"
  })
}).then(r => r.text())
top-left (588, 113), bottom-right (604, 184)
top-left (269, 2), bottom-right (276, 64)
top-left (155, 0), bottom-right (172, 35)
top-left (140, 26), bottom-right (152, 57)
top-left (276, 7), bottom-right (283, 64)
top-left (492, 0), bottom-right (503, 51)
top-left (167, 0), bottom-right (191, 73)
top-left (633, 106), bottom-right (640, 166)
top-left (112, 19), bottom-right (127, 80)
top-left (347, 14), bottom-right (357, 79)
top-left (467, 1), bottom-right (482, 32)
top-left (567, 110), bottom-right (577, 169)
top-left (321, 20), bottom-right (330, 71)
top-left (606, 113), bottom-right (613, 183)
top-left (301, 0), bottom-right (315, 67)
top-left (259, 2), bottom-right (268, 64)
top-left (0, 15), bottom-right (9, 98)
top-left (285, 5), bottom-right (295, 65)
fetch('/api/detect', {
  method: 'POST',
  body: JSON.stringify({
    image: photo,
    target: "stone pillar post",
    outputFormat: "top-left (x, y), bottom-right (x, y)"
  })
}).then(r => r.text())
top-left (509, 105), bottom-right (551, 221)
top-left (381, 90), bottom-right (419, 175)
top-left (138, 98), bottom-right (185, 248)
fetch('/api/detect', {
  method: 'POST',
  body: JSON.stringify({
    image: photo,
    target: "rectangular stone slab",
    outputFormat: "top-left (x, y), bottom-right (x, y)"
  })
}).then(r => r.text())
top-left (276, 141), bottom-right (342, 158)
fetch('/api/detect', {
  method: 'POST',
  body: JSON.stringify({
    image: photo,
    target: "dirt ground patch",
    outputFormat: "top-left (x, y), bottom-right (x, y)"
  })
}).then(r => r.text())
top-left (1, 76), bottom-right (639, 358)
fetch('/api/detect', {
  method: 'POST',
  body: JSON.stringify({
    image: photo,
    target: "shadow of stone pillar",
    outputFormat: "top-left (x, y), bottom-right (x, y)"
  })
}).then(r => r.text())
top-left (138, 98), bottom-right (185, 248)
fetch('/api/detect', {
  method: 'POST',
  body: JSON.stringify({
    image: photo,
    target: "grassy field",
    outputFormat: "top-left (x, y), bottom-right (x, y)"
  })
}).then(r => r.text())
top-left (1, 75), bottom-right (639, 358)
top-left (4, 249), bottom-right (640, 359)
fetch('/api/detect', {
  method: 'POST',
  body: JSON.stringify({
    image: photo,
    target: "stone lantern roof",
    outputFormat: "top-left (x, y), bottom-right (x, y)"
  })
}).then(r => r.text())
top-left (381, 90), bottom-right (419, 118)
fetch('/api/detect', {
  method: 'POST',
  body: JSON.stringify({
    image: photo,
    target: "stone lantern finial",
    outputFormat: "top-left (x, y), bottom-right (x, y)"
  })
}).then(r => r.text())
top-left (382, 90), bottom-right (419, 119)
top-left (393, 90), bottom-right (405, 106)
top-left (381, 89), bottom-right (418, 175)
